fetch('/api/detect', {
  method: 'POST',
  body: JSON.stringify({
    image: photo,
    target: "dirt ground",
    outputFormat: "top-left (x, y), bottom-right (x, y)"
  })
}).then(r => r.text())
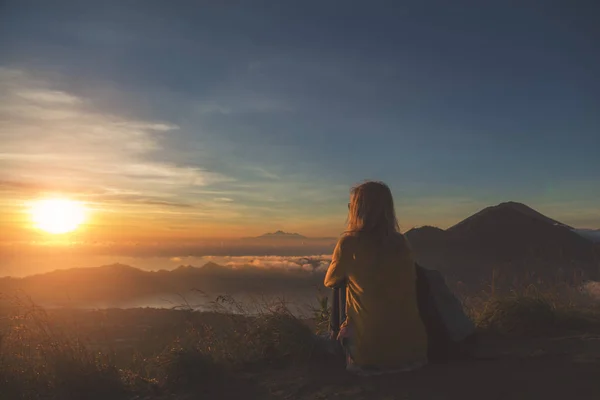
top-left (227, 333), bottom-right (600, 400)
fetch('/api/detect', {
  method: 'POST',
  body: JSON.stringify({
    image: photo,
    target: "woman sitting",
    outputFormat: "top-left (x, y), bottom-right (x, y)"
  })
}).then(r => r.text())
top-left (324, 181), bottom-right (428, 375)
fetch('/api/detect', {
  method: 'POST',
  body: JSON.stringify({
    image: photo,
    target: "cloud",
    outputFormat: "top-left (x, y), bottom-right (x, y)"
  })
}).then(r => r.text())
top-left (0, 245), bottom-right (336, 277)
top-left (0, 67), bottom-right (348, 234)
top-left (0, 67), bottom-right (230, 204)
top-left (15, 89), bottom-right (81, 105)
top-left (203, 255), bottom-right (332, 272)
top-left (93, 194), bottom-right (194, 209)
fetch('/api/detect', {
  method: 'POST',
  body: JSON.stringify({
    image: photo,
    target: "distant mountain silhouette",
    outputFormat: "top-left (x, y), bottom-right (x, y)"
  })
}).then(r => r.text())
top-left (0, 262), bottom-right (324, 307)
top-left (407, 202), bottom-right (599, 287)
top-left (241, 231), bottom-right (336, 242)
top-left (256, 231), bottom-right (307, 239)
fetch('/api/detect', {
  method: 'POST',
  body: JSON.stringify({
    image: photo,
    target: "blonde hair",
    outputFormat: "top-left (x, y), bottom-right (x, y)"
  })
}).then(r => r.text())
top-left (346, 180), bottom-right (399, 238)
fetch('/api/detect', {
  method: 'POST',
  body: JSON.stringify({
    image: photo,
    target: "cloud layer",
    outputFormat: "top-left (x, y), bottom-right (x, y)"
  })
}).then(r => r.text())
top-left (202, 255), bottom-right (331, 272)
top-left (0, 68), bottom-right (228, 207)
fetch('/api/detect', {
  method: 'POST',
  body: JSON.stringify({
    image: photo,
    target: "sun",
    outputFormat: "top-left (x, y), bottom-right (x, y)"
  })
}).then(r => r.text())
top-left (30, 198), bottom-right (87, 234)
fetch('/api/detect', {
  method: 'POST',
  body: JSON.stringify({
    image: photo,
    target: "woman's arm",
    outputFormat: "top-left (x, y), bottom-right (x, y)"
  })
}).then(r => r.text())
top-left (324, 237), bottom-right (351, 288)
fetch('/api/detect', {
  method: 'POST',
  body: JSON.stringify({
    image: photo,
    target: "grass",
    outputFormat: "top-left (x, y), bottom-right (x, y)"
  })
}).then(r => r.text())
top-left (1, 281), bottom-right (599, 399)
top-left (0, 295), bottom-right (320, 400)
top-left (465, 281), bottom-right (600, 336)
top-left (0, 299), bottom-right (130, 400)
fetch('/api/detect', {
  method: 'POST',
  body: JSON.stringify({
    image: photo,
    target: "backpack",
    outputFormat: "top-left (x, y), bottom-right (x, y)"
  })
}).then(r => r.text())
top-left (415, 264), bottom-right (477, 361)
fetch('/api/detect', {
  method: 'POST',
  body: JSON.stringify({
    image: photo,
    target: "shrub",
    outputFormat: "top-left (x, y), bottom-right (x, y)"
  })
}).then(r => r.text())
top-left (178, 296), bottom-right (316, 368)
top-left (472, 284), bottom-right (600, 336)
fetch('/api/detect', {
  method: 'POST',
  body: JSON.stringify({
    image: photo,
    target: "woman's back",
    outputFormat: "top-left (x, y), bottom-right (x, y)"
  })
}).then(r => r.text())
top-left (325, 232), bottom-right (428, 369)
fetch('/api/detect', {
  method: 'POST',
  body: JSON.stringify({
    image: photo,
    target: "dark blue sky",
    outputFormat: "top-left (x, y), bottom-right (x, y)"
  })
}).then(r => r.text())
top-left (1, 0), bottom-right (599, 233)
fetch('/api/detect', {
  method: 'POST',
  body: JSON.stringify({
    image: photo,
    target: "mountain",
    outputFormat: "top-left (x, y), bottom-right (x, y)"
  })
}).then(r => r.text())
top-left (256, 231), bottom-right (307, 239)
top-left (449, 201), bottom-right (573, 231)
top-left (406, 202), bottom-right (599, 287)
top-left (0, 262), bottom-right (324, 307)
top-left (0, 264), bottom-right (165, 306)
top-left (574, 229), bottom-right (600, 243)
top-left (405, 226), bottom-right (463, 272)
top-left (239, 231), bottom-right (337, 246)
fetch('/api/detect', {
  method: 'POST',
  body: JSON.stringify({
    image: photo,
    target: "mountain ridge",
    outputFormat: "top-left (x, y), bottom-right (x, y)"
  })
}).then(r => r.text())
top-left (241, 231), bottom-right (337, 241)
top-left (257, 231), bottom-right (307, 239)
top-left (0, 260), bottom-right (323, 306)
top-left (448, 201), bottom-right (573, 231)
top-left (574, 229), bottom-right (600, 243)
top-left (406, 201), bottom-right (599, 285)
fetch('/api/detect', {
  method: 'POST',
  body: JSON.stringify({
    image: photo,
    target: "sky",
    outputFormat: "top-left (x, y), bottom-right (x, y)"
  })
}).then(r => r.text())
top-left (1, 0), bottom-right (599, 251)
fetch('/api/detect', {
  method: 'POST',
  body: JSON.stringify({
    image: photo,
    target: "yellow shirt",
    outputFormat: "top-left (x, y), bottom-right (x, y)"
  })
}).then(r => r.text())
top-left (324, 232), bottom-right (428, 367)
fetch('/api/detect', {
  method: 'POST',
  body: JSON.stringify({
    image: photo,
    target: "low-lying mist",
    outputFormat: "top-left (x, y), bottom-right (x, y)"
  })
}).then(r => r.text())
top-left (0, 238), bottom-right (338, 277)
